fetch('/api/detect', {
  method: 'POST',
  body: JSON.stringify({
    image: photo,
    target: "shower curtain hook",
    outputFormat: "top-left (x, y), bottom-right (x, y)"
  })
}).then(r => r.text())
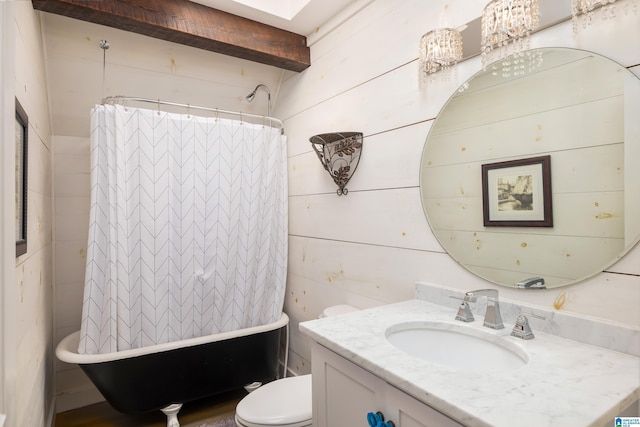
top-left (186, 103), bottom-right (191, 118)
top-left (156, 98), bottom-right (161, 115)
top-left (214, 108), bottom-right (219, 122)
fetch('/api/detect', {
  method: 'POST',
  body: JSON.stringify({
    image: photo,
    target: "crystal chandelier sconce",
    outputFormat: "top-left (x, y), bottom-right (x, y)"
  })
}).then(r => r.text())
top-left (309, 132), bottom-right (363, 196)
top-left (419, 28), bottom-right (463, 83)
top-left (481, 0), bottom-right (539, 76)
top-left (572, 0), bottom-right (617, 34)
top-left (572, 0), bottom-right (638, 36)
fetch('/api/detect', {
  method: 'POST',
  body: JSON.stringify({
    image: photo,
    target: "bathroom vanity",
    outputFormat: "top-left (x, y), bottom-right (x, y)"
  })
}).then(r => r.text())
top-left (300, 282), bottom-right (640, 427)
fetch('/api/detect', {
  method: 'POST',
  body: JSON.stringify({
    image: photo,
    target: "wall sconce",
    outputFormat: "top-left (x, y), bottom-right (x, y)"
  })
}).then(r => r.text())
top-left (419, 27), bottom-right (463, 83)
top-left (571, 0), bottom-right (638, 36)
top-left (481, 0), bottom-right (540, 76)
top-left (572, 0), bottom-right (616, 34)
top-left (309, 132), bottom-right (363, 196)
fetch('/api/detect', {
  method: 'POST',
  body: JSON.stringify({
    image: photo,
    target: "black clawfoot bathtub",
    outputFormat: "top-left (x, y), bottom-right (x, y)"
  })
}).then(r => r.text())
top-left (56, 313), bottom-right (289, 424)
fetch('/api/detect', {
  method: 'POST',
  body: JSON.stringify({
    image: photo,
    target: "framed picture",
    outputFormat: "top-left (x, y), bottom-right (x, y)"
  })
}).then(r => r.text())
top-left (482, 155), bottom-right (552, 227)
top-left (15, 98), bottom-right (28, 257)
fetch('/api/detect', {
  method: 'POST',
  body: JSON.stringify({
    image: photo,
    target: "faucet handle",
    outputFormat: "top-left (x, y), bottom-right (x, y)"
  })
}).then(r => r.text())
top-left (449, 296), bottom-right (475, 322)
top-left (511, 312), bottom-right (545, 340)
top-left (456, 302), bottom-right (474, 322)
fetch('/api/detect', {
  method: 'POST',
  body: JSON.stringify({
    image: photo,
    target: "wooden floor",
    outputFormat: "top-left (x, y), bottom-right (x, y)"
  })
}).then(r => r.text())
top-left (54, 390), bottom-right (245, 427)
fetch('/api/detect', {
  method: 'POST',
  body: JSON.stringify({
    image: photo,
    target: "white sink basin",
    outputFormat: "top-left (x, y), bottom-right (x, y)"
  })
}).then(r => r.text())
top-left (386, 322), bottom-right (528, 372)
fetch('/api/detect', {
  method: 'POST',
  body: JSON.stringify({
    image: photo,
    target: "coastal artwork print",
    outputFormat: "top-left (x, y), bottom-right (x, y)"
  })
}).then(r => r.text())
top-left (482, 155), bottom-right (553, 227)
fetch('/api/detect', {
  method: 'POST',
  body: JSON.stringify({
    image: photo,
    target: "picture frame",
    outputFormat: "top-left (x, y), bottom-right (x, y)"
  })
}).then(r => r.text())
top-left (15, 98), bottom-right (28, 257)
top-left (482, 155), bottom-right (552, 227)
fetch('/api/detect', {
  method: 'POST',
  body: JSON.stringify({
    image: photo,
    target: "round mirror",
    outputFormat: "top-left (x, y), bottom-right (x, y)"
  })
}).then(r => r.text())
top-left (420, 48), bottom-right (640, 289)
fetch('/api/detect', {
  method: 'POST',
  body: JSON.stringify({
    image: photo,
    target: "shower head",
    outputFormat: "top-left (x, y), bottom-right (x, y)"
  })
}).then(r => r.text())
top-left (245, 84), bottom-right (272, 116)
top-left (246, 84), bottom-right (270, 102)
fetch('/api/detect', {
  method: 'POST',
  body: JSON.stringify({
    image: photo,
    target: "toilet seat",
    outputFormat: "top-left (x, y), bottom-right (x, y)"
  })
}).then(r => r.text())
top-left (235, 375), bottom-right (312, 427)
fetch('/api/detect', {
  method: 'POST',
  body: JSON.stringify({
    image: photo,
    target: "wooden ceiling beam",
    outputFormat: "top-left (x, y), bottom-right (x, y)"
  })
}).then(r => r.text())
top-left (32, 0), bottom-right (311, 72)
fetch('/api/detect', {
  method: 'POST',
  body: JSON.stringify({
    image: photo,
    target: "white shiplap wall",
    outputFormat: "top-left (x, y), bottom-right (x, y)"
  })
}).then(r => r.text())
top-left (11, 3), bottom-right (55, 426)
top-left (277, 0), bottom-right (640, 374)
top-left (47, 0), bottom-right (640, 411)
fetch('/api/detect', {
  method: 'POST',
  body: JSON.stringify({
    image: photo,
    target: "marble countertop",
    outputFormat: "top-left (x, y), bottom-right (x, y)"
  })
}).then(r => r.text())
top-left (300, 299), bottom-right (640, 427)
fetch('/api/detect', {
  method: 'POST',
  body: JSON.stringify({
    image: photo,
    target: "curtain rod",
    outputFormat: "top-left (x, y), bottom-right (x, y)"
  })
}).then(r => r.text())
top-left (101, 96), bottom-right (285, 132)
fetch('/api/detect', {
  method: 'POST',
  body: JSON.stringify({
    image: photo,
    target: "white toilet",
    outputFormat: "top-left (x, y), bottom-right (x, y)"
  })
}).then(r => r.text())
top-left (234, 305), bottom-right (359, 427)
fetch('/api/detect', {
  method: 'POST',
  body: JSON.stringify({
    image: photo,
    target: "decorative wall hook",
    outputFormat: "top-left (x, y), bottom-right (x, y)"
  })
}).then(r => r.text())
top-left (309, 132), bottom-right (363, 195)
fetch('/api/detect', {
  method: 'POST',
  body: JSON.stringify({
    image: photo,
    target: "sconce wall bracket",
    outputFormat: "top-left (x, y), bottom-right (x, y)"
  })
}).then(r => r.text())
top-left (309, 132), bottom-right (363, 196)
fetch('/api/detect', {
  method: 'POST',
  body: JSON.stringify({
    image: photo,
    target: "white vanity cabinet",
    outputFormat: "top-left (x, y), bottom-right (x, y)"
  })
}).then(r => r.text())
top-left (301, 295), bottom-right (640, 427)
top-left (311, 342), bottom-right (464, 427)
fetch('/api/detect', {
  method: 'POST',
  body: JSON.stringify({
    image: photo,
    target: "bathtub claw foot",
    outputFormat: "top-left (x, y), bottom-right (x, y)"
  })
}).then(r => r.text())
top-left (161, 403), bottom-right (183, 427)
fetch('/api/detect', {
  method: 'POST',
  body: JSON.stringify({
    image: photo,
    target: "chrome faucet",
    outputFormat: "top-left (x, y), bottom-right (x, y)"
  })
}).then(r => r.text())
top-left (464, 289), bottom-right (504, 329)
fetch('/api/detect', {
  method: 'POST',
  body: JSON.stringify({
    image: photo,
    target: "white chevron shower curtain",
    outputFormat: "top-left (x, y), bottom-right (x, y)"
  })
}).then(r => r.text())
top-left (78, 104), bottom-right (288, 354)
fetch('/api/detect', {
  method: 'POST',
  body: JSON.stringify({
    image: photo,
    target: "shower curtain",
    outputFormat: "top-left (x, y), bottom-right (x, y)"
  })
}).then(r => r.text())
top-left (78, 104), bottom-right (288, 354)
